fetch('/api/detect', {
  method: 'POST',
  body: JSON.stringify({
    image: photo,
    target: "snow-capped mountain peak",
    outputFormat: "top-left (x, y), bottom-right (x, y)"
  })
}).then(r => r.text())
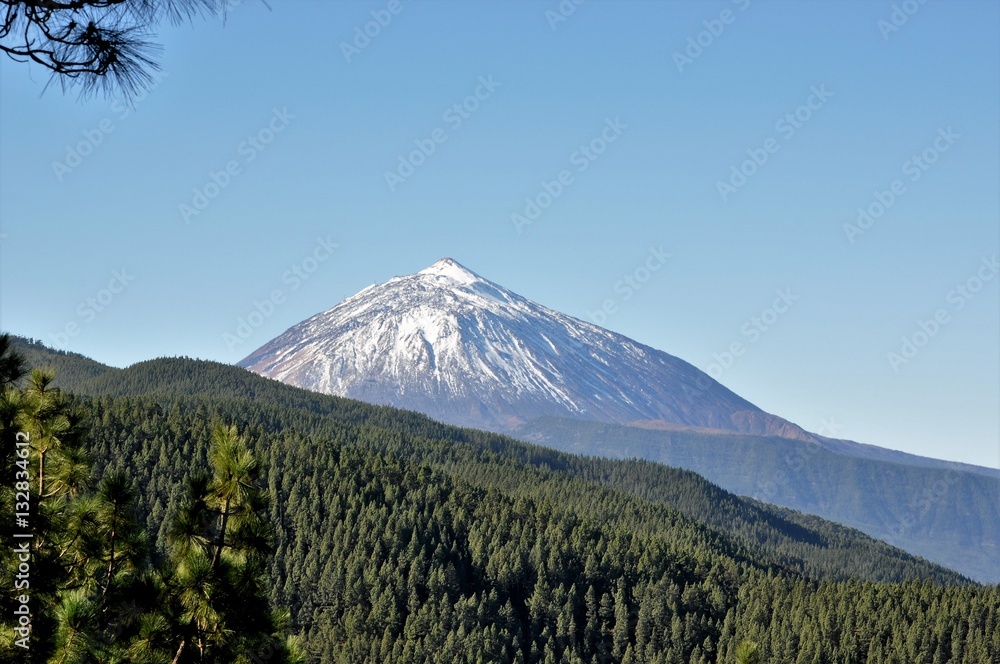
top-left (417, 257), bottom-right (482, 285)
top-left (239, 259), bottom-right (813, 439)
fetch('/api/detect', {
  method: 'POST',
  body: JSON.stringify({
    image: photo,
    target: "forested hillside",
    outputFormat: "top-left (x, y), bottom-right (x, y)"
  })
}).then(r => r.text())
top-left (37, 350), bottom-right (972, 585)
top-left (0, 339), bottom-right (303, 662)
top-left (11, 337), bottom-right (114, 386)
top-left (515, 417), bottom-right (1000, 583)
top-left (81, 390), bottom-right (1000, 663)
top-left (4, 339), bottom-right (1000, 662)
top-left (16, 336), bottom-right (998, 583)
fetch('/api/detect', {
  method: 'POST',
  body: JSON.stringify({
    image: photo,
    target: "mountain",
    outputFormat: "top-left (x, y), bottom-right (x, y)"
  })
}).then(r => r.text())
top-left (10, 336), bottom-right (115, 386)
top-left (9, 340), bottom-right (970, 586)
top-left (515, 417), bottom-right (1000, 584)
top-left (234, 261), bottom-right (1000, 583)
top-left (10, 349), bottom-right (994, 662)
top-left (239, 258), bottom-right (812, 439)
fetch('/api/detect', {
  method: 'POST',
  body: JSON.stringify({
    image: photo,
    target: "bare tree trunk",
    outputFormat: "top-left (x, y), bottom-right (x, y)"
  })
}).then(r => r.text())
top-left (171, 639), bottom-right (186, 664)
top-left (211, 496), bottom-right (232, 569)
top-left (54, 628), bottom-right (76, 664)
top-left (102, 501), bottom-right (119, 600)
top-left (38, 449), bottom-right (45, 500)
top-left (36, 449), bottom-right (46, 551)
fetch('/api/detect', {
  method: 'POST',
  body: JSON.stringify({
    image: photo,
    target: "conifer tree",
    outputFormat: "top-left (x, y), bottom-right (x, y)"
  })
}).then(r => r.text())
top-left (735, 639), bottom-right (761, 664)
top-left (164, 423), bottom-right (301, 663)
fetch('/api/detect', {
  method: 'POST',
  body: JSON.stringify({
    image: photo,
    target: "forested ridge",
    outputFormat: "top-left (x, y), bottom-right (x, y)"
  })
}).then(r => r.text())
top-left (4, 339), bottom-right (1000, 662)
top-left (33, 350), bottom-right (972, 586)
top-left (0, 339), bottom-right (304, 662)
top-left (514, 416), bottom-right (1000, 584)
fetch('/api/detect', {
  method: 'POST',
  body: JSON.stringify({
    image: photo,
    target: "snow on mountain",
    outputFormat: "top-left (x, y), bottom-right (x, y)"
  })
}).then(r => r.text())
top-left (239, 258), bottom-right (815, 438)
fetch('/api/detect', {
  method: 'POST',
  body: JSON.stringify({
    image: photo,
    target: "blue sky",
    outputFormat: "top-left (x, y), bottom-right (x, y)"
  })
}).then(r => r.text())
top-left (1, 0), bottom-right (997, 468)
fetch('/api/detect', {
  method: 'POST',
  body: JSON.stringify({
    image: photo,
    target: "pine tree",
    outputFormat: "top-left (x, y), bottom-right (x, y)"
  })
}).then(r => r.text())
top-left (164, 423), bottom-right (301, 663)
top-left (734, 639), bottom-right (761, 664)
top-left (612, 580), bottom-right (630, 661)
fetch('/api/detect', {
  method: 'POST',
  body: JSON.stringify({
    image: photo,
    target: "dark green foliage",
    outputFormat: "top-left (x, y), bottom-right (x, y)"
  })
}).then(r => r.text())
top-left (4, 340), bottom-right (1000, 662)
top-left (74, 393), bottom-right (1000, 663)
top-left (26, 352), bottom-right (992, 663)
top-left (62, 354), bottom-right (969, 585)
top-left (7, 337), bottom-right (114, 390)
top-left (163, 424), bottom-right (293, 663)
top-left (0, 367), bottom-right (98, 661)
top-left (0, 335), bottom-right (28, 386)
top-left (0, 339), bottom-right (299, 663)
top-left (516, 416), bottom-right (1000, 584)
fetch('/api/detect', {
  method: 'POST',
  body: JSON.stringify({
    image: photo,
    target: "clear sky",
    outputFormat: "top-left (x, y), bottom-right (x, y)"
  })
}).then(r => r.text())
top-left (1, 0), bottom-right (997, 468)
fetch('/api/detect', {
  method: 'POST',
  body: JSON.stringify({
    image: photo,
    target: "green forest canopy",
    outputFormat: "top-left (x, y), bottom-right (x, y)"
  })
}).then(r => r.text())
top-left (2, 337), bottom-right (998, 663)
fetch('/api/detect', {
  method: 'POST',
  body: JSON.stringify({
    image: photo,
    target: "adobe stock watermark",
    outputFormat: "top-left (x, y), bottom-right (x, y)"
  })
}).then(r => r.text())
top-left (706, 288), bottom-right (799, 380)
top-left (587, 246), bottom-right (672, 325)
top-left (887, 255), bottom-right (998, 372)
top-left (878, 0), bottom-right (928, 41)
top-left (672, 0), bottom-right (750, 73)
top-left (223, 236), bottom-right (339, 352)
top-left (178, 107), bottom-right (294, 224)
top-left (716, 85), bottom-right (832, 202)
top-left (12, 430), bottom-right (32, 650)
top-left (52, 70), bottom-right (168, 182)
top-left (384, 75), bottom-right (501, 192)
top-left (843, 127), bottom-right (958, 243)
top-left (340, 0), bottom-right (406, 63)
top-left (754, 417), bottom-right (841, 503)
top-left (546, 0), bottom-right (585, 31)
top-left (511, 117), bottom-right (628, 233)
top-left (49, 268), bottom-right (136, 348)
top-left (675, 287), bottom-right (800, 426)
top-left (884, 468), bottom-right (961, 545)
